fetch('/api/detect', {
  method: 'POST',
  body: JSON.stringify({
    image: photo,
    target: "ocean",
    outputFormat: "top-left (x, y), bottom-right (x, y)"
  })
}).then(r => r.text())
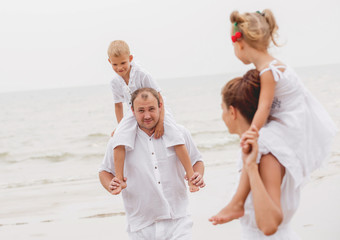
top-left (1, 64), bottom-right (339, 227)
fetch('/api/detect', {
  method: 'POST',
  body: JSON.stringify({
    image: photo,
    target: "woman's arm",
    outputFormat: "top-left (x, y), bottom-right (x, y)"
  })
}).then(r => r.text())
top-left (243, 126), bottom-right (285, 236)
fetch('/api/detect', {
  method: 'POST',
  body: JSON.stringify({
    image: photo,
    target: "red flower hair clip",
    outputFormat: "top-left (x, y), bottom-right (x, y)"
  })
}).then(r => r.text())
top-left (231, 32), bottom-right (242, 43)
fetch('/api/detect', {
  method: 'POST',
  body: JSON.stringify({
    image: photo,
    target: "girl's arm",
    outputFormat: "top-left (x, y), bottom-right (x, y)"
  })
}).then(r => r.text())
top-left (251, 72), bottom-right (276, 130)
top-left (154, 92), bottom-right (165, 139)
top-left (243, 126), bottom-right (284, 236)
top-left (115, 102), bottom-right (124, 123)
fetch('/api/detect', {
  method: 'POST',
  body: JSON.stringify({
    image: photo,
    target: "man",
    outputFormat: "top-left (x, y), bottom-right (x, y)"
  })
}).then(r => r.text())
top-left (99, 87), bottom-right (205, 240)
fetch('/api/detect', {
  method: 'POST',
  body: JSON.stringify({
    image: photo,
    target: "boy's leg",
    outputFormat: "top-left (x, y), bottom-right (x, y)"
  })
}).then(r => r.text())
top-left (174, 144), bottom-right (199, 192)
top-left (113, 145), bottom-right (127, 194)
top-left (209, 168), bottom-right (250, 224)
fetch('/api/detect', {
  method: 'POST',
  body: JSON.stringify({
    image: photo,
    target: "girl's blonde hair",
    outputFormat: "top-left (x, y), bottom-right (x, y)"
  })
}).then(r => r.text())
top-left (107, 40), bottom-right (130, 58)
top-left (230, 9), bottom-right (279, 51)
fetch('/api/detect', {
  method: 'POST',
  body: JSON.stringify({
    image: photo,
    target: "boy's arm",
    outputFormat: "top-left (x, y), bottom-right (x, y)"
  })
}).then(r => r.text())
top-left (115, 102), bottom-right (124, 123)
top-left (154, 93), bottom-right (165, 139)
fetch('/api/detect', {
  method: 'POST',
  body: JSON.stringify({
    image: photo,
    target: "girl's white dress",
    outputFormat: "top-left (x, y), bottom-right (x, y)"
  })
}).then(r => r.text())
top-left (111, 61), bottom-right (184, 151)
top-left (239, 60), bottom-right (337, 239)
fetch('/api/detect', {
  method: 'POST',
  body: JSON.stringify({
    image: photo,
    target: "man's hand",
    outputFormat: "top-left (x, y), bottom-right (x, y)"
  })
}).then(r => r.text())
top-left (109, 177), bottom-right (127, 195)
top-left (189, 172), bottom-right (206, 188)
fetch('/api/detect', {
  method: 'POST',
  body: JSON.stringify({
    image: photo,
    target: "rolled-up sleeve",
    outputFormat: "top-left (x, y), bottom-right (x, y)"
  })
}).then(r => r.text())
top-left (177, 125), bottom-right (203, 166)
top-left (99, 138), bottom-right (116, 175)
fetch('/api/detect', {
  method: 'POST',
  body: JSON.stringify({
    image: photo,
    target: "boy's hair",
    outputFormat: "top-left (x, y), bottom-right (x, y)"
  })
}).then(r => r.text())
top-left (230, 9), bottom-right (279, 51)
top-left (222, 69), bottom-right (261, 124)
top-left (131, 88), bottom-right (160, 110)
top-left (107, 40), bottom-right (130, 58)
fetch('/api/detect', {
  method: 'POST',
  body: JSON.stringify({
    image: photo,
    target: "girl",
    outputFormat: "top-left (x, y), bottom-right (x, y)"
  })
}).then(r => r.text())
top-left (210, 9), bottom-right (336, 225)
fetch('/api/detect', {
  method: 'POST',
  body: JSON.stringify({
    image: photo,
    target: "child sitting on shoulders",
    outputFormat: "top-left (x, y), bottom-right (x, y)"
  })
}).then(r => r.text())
top-left (107, 40), bottom-right (199, 194)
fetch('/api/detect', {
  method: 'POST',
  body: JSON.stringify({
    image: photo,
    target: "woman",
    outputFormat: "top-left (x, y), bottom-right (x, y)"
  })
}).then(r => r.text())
top-left (210, 69), bottom-right (301, 239)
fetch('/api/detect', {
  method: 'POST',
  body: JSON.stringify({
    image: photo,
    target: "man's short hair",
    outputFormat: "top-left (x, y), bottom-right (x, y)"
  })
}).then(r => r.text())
top-left (107, 40), bottom-right (130, 58)
top-left (131, 88), bottom-right (160, 109)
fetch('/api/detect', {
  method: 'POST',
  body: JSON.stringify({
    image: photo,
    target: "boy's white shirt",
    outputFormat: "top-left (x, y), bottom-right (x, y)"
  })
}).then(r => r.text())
top-left (110, 61), bottom-right (161, 113)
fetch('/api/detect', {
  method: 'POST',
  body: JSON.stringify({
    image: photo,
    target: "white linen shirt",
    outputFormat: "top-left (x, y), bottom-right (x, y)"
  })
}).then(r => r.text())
top-left (99, 125), bottom-right (203, 232)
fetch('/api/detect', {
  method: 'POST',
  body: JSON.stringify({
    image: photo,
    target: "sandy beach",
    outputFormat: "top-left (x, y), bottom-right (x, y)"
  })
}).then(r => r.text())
top-left (1, 145), bottom-right (340, 239)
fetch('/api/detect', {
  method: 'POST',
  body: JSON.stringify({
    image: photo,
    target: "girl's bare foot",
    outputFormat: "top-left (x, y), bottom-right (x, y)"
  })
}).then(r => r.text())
top-left (209, 202), bottom-right (244, 225)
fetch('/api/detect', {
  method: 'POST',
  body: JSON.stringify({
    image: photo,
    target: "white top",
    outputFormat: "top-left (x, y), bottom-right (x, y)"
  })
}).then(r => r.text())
top-left (110, 61), bottom-right (161, 107)
top-left (258, 60), bottom-right (336, 188)
top-left (99, 125), bottom-right (203, 232)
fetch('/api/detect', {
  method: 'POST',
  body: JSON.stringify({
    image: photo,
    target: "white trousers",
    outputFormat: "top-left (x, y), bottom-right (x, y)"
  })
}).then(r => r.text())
top-left (128, 216), bottom-right (193, 240)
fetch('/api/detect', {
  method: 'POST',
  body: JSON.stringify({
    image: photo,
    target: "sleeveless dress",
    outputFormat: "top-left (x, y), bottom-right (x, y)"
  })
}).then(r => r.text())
top-left (239, 60), bottom-right (337, 239)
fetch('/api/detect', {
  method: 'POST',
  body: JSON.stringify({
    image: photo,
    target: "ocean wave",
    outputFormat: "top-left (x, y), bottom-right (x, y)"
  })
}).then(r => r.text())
top-left (196, 137), bottom-right (239, 151)
top-left (87, 133), bottom-right (109, 138)
top-left (190, 130), bottom-right (226, 137)
top-left (0, 176), bottom-right (93, 189)
top-left (0, 152), bottom-right (9, 158)
top-left (81, 153), bottom-right (105, 160)
top-left (30, 152), bottom-right (75, 162)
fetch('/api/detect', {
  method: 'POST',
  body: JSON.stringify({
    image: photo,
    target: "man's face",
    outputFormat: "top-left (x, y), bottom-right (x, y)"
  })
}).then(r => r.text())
top-left (132, 92), bottom-right (161, 133)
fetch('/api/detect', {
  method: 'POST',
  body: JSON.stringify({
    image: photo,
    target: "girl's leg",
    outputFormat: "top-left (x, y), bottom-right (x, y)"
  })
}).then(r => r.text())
top-left (174, 144), bottom-right (199, 192)
top-left (113, 145), bottom-right (127, 194)
top-left (209, 168), bottom-right (250, 224)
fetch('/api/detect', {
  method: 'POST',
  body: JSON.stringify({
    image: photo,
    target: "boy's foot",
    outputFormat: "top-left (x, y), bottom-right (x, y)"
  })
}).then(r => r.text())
top-left (209, 203), bottom-right (244, 225)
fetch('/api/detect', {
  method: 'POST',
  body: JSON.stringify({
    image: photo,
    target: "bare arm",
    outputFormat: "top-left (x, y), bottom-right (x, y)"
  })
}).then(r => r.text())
top-left (154, 92), bottom-right (165, 139)
top-left (251, 72), bottom-right (276, 130)
top-left (115, 102), bottom-right (124, 123)
top-left (99, 171), bottom-right (114, 192)
top-left (99, 171), bottom-right (123, 195)
top-left (243, 126), bottom-right (284, 236)
top-left (191, 161), bottom-right (205, 188)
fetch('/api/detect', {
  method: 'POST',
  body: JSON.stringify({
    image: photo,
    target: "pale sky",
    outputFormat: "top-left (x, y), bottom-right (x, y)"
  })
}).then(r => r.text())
top-left (1, 0), bottom-right (339, 92)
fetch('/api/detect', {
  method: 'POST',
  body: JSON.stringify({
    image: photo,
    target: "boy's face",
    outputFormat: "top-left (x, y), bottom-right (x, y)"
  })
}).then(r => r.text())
top-left (108, 54), bottom-right (133, 78)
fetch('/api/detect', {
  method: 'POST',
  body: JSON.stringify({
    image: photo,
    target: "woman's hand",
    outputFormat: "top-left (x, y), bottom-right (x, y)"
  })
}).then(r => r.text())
top-left (242, 125), bottom-right (259, 170)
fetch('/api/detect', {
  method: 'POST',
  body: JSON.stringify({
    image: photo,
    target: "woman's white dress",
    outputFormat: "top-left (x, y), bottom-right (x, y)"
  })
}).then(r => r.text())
top-left (239, 60), bottom-right (337, 239)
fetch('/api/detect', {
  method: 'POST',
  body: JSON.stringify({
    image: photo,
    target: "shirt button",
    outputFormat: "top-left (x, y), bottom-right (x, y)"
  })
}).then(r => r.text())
top-left (155, 166), bottom-right (157, 169)
top-left (149, 138), bottom-right (151, 141)
top-left (152, 152), bottom-right (154, 155)
top-left (158, 181), bottom-right (160, 184)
